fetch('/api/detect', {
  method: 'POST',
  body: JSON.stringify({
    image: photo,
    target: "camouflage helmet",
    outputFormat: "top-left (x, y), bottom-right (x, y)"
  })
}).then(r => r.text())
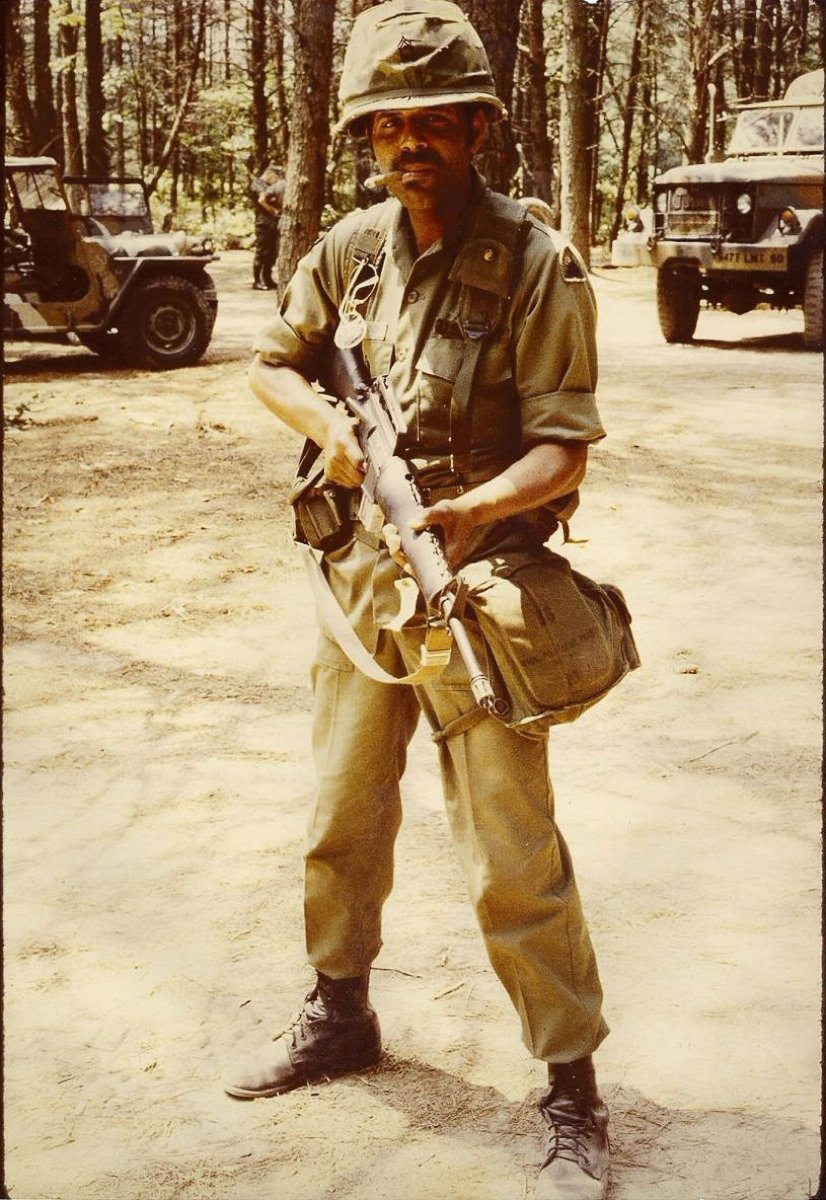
top-left (336, 0), bottom-right (506, 137)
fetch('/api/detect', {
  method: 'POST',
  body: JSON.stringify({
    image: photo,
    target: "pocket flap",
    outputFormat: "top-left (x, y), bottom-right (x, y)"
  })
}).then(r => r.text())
top-left (416, 336), bottom-right (465, 383)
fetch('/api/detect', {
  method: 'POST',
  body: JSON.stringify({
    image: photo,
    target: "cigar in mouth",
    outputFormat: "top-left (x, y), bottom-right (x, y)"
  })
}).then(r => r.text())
top-left (364, 165), bottom-right (437, 190)
top-left (364, 171), bottom-right (404, 191)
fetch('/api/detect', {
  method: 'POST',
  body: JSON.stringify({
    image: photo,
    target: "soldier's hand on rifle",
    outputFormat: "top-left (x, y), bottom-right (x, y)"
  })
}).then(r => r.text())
top-left (410, 499), bottom-right (474, 570)
top-left (380, 523), bottom-right (415, 575)
top-left (322, 411), bottom-right (365, 489)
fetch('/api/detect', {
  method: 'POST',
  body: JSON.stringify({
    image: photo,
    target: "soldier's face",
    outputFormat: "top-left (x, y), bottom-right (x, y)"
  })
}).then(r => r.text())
top-left (370, 104), bottom-right (487, 211)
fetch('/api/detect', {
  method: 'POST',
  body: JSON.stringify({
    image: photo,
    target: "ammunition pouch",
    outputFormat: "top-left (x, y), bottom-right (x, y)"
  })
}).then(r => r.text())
top-left (288, 438), bottom-right (354, 553)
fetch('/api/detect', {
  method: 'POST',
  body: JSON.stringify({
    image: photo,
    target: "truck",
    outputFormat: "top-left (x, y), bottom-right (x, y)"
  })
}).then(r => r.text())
top-left (4, 156), bottom-right (218, 368)
top-left (644, 69), bottom-right (823, 350)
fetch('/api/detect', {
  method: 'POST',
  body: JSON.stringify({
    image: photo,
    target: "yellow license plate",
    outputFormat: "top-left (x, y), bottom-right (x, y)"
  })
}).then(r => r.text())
top-left (715, 247), bottom-right (788, 271)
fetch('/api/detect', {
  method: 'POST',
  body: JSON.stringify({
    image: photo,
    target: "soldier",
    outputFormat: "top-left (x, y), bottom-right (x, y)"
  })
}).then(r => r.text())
top-left (228, 3), bottom-right (626, 1197)
top-left (250, 162), bottom-right (283, 290)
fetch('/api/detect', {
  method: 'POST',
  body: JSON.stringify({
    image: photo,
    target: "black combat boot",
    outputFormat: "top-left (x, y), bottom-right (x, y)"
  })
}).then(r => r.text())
top-left (535, 1056), bottom-right (610, 1199)
top-left (223, 972), bottom-right (381, 1099)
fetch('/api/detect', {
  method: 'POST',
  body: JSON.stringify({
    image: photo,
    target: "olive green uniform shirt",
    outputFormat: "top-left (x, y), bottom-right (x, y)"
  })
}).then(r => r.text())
top-left (255, 174), bottom-right (607, 654)
top-left (254, 172), bottom-right (605, 494)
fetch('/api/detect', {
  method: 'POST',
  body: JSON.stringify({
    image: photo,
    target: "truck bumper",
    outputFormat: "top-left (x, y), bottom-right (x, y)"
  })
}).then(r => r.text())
top-left (642, 241), bottom-right (790, 274)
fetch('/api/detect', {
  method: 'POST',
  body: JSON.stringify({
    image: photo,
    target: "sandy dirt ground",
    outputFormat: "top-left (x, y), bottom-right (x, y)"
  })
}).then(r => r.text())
top-left (2, 251), bottom-right (822, 1200)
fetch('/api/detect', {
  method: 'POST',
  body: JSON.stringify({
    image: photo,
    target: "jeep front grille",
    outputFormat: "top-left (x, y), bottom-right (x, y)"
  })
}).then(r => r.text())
top-left (657, 185), bottom-right (756, 242)
top-left (664, 209), bottom-right (719, 237)
top-left (663, 187), bottom-right (719, 238)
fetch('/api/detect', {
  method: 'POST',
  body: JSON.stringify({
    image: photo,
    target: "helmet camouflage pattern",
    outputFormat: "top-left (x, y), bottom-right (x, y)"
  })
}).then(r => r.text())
top-left (336, 0), bottom-right (506, 136)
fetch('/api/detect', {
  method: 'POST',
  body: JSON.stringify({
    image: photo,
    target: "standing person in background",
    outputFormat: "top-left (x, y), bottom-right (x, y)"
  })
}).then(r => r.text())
top-left (250, 163), bottom-right (283, 291)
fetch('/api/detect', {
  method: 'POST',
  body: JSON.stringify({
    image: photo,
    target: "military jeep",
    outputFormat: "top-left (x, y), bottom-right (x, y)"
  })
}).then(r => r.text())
top-left (645, 69), bottom-right (823, 349)
top-left (4, 157), bottom-right (218, 368)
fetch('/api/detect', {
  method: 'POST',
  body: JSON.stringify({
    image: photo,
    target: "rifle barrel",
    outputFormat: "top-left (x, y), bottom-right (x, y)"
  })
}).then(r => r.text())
top-left (443, 601), bottom-right (510, 718)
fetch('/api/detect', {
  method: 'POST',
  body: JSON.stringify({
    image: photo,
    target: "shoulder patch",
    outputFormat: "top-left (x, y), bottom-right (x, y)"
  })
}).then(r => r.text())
top-left (561, 244), bottom-right (586, 282)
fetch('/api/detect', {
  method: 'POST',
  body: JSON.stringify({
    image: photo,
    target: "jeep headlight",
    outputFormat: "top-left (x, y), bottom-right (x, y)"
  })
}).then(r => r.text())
top-left (655, 192), bottom-right (668, 214)
top-left (736, 191), bottom-right (753, 215)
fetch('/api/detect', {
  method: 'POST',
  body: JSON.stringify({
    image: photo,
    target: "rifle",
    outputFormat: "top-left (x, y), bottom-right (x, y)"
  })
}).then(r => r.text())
top-left (323, 344), bottom-right (510, 719)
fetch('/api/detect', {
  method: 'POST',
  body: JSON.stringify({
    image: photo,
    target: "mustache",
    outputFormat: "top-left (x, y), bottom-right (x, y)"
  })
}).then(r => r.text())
top-left (391, 148), bottom-right (444, 171)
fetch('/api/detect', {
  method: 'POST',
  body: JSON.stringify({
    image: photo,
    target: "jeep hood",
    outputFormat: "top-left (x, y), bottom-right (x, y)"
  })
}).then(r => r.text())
top-left (654, 157), bottom-right (823, 187)
top-left (87, 229), bottom-right (212, 258)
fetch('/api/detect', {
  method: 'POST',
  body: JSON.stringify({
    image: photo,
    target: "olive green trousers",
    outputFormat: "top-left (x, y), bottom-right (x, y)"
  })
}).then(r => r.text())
top-left (304, 621), bottom-right (609, 1064)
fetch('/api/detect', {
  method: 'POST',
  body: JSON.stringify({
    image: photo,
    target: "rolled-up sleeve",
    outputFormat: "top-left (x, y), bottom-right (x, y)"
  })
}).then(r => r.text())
top-left (514, 229), bottom-right (605, 446)
top-left (252, 229), bottom-right (343, 380)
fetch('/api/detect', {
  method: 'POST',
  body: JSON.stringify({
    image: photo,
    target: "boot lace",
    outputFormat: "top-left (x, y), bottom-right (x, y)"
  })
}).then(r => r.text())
top-left (274, 986), bottom-right (325, 1048)
top-left (540, 1092), bottom-right (605, 1171)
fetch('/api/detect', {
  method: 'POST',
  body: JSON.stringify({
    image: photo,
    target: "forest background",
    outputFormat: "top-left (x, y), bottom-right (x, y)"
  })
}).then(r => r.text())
top-left (4, 0), bottom-right (825, 288)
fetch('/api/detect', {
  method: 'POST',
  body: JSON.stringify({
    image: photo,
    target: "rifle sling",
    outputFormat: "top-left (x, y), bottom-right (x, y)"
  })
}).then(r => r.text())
top-left (299, 541), bottom-right (453, 686)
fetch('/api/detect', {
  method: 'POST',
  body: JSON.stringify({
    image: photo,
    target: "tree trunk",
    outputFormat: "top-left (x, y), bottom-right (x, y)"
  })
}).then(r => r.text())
top-left (560, 0), bottom-right (595, 262)
top-left (740, 0), bottom-right (757, 98)
top-left (274, 0), bottom-right (335, 293)
top-left (516, 0), bottom-right (553, 204)
top-left (250, 0), bottom-right (268, 169)
top-left (464, 0), bottom-right (521, 193)
top-left (685, 0), bottom-right (717, 162)
top-left (110, 32), bottom-right (126, 175)
top-left (58, 0), bottom-right (85, 175)
top-left (145, 0), bottom-right (208, 197)
top-left (34, 0), bottom-right (62, 158)
top-left (134, 5), bottom-right (149, 173)
top-left (85, 0), bottom-right (108, 175)
top-left (787, 0), bottom-right (810, 79)
top-left (609, 0), bottom-right (645, 243)
top-left (587, 0), bottom-right (609, 241)
top-left (753, 0), bottom-right (776, 99)
top-left (635, 4), bottom-right (653, 202)
top-left (5, 0), bottom-right (38, 155)
top-left (272, 0), bottom-right (290, 161)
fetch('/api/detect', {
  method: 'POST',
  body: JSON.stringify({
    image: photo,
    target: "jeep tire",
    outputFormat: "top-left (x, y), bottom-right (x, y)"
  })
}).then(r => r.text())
top-left (120, 273), bottom-right (215, 368)
top-left (803, 246), bottom-right (823, 351)
top-left (657, 263), bottom-right (702, 343)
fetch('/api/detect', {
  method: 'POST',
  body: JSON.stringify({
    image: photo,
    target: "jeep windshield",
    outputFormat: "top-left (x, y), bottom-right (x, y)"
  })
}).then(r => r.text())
top-left (64, 177), bottom-right (153, 235)
top-left (8, 165), bottom-right (67, 212)
top-left (727, 104), bottom-right (824, 155)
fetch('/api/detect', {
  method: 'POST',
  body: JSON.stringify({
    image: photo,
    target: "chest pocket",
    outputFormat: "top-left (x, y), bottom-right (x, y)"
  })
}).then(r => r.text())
top-left (414, 336), bottom-right (463, 447)
top-left (361, 321), bottom-right (392, 377)
top-left (414, 332), bottom-right (518, 456)
top-left (417, 336), bottom-right (463, 384)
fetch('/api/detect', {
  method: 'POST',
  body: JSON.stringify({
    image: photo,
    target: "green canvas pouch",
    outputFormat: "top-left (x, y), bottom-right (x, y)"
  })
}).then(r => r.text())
top-left (461, 545), bottom-right (640, 731)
